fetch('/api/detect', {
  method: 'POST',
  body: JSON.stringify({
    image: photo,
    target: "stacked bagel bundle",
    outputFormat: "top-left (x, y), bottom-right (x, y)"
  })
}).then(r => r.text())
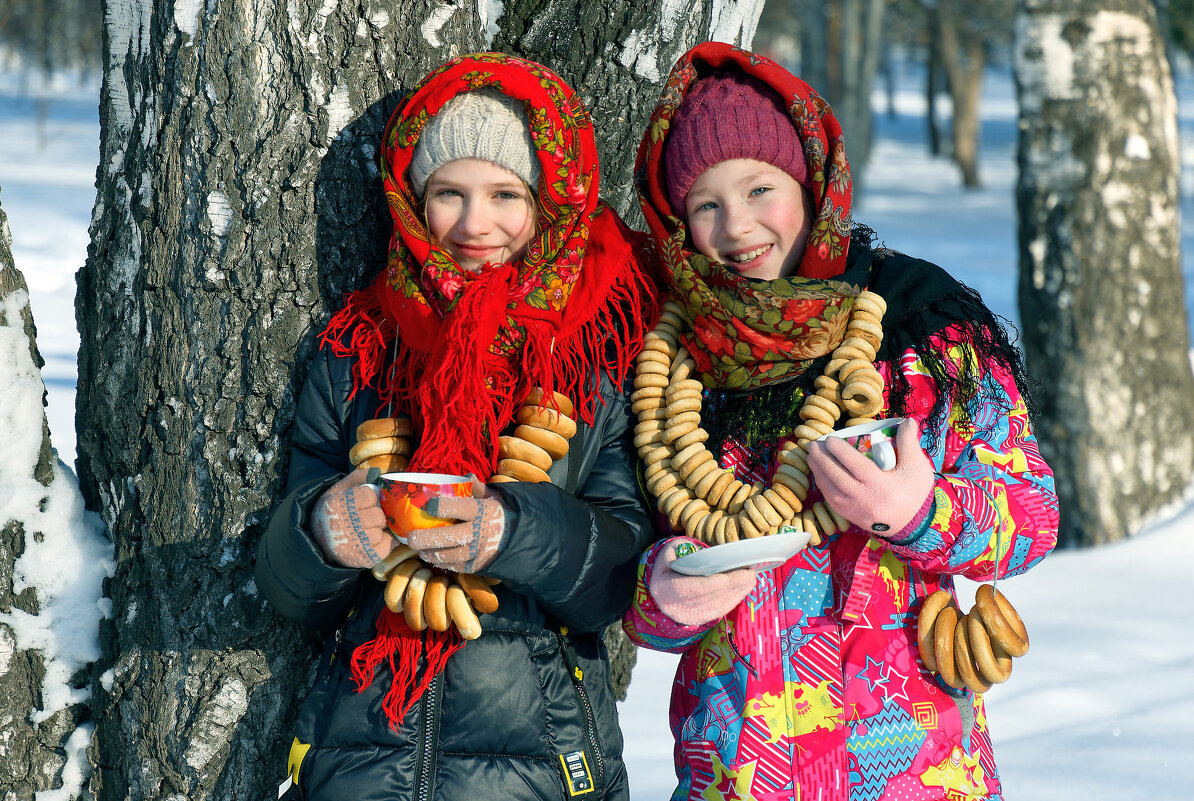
top-left (370, 544), bottom-right (500, 639)
top-left (491, 388), bottom-right (576, 484)
top-left (349, 416), bottom-right (414, 473)
top-left (351, 388), bottom-right (574, 639)
top-left (632, 292), bottom-right (888, 547)
top-left (916, 585), bottom-right (1030, 692)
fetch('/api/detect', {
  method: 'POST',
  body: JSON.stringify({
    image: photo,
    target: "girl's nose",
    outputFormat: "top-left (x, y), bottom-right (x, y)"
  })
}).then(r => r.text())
top-left (722, 203), bottom-right (752, 239)
top-left (457, 199), bottom-right (492, 236)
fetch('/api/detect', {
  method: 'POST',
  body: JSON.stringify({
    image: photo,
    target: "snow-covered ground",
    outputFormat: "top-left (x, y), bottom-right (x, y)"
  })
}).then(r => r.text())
top-left (2, 61), bottom-right (1193, 799)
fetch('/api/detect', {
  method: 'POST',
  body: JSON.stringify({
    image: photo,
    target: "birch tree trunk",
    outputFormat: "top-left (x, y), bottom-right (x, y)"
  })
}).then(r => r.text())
top-left (76, 2), bottom-right (764, 799)
top-left (1014, 0), bottom-right (1194, 547)
top-left (0, 192), bottom-right (60, 801)
top-left (935, 0), bottom-right (987, 187)
top-left (1, 192), bottom-right (109, 800)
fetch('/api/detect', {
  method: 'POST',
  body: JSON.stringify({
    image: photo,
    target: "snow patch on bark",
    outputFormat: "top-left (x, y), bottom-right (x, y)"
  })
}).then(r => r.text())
top-left (422, 3), bottom-right (457, 48)
top-left (618, 30), bottom-right (660, 82)
top-left (1124, 133), bottom-right (1150, 160)
top-left (173, 0), bottom-right (202, 39)
top-left (479, 0), bottom-right (504, 47)
top-left (0, 287), bottom-right (113, 798)
top-left (708, 0), bottom-right (764, 47)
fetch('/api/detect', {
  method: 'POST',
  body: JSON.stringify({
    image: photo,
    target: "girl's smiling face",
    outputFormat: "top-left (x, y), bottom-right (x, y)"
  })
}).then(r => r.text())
top-left (424, 158), bottom-right (536, 272)
top-left (684, 158), bottom-right (813, 281)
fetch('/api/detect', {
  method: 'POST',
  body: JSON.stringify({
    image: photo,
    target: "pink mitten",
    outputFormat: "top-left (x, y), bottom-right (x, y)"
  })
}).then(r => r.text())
top-left (648, 538), bottom-right (758, 626)
top-left (310, 469), bottom-right (396, 568)
top-left (408, 476), bottom-right (507, 574)
top-left (807, 418), bottom-right (936, 538)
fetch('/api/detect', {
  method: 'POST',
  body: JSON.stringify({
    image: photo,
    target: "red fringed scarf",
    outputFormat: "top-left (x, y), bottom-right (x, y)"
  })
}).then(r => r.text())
top-left (321, 53), bottom-right (656, 729)
top-left (635, 42), bottom-right (861, 391)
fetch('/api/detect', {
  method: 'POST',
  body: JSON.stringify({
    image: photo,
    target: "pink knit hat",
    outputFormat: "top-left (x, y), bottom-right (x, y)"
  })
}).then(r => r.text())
top-left (664, 71), bottom-right (810, 214)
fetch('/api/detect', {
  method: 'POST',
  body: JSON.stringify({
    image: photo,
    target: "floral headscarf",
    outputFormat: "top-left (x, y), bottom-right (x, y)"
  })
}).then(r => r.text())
top-left (636, 42), bottom-right (865, 390)
top-left (325, 52), bottom-right (653, 478)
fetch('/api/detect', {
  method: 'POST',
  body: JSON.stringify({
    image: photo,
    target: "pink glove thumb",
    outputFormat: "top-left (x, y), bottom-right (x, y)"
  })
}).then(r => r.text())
top-left (648, 538), bottom-right (757, 626)
top-left (807, 418), bottom-right (936, 538)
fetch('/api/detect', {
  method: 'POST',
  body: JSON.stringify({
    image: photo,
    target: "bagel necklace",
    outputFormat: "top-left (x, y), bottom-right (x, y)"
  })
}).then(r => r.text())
top-left (349, 386), bottom-right (578, 640)
top-left (632, 291), bottom-right (889, 547)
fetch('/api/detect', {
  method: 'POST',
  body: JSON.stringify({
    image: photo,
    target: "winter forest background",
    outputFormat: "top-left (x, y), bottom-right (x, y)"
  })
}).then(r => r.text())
top-left (1, 0), bottom-right (1193, 799)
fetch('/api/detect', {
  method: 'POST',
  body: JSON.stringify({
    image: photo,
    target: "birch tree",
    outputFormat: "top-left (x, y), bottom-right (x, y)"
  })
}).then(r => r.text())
top-left (76, 1), bottom-right (765, 799)
top-left (1014, 0), bottom-right (1194, 547)
top-left (1, 192), bottom-right (110, 800)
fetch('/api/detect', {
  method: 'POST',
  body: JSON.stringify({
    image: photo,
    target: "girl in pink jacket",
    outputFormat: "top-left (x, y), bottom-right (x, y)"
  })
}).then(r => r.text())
top-left (622, 43), bottom-right (1058, 801)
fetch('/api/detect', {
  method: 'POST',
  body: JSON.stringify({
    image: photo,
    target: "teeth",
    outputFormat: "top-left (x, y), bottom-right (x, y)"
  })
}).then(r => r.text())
top-left (729, 246), bottom-right (768, 263)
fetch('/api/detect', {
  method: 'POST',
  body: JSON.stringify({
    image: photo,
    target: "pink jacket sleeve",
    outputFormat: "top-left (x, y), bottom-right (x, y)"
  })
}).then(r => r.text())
top-left (881, 328), bottom-right (1059, 580)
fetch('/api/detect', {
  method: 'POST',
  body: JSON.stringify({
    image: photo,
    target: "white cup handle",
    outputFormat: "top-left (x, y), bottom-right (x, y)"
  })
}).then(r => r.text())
top-left (871, 439), bottom-right (897, 471)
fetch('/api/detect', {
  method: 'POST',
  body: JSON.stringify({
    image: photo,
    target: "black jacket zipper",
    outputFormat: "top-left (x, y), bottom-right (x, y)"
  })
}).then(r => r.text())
top-left (556, 627), bottom-right (604, 792)
top-left (414, 672), bottom-right (443, 801)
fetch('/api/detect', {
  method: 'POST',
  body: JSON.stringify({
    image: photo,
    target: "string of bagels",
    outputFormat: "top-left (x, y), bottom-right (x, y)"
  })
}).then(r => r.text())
top-left (349, 388), bottom-right (578, 641)
top-left (631, 291), bottom-right (1030, 691)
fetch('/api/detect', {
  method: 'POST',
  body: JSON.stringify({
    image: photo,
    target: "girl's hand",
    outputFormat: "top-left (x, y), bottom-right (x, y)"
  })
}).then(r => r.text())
top-left (807, 418), bottom-right (936, 538)
top-left (310, 469), bottom-right (396, 568)
top-left (648, 538), bottom-right (758, 626)
top-left (410, 476), bottom-right (508, 574)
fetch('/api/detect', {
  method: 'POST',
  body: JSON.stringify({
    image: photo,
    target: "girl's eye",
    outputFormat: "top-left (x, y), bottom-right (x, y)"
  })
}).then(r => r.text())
top-left (692, 200), bottom-right (717, 213)
top-left (496, 191), bottom-right (524, 202)
top-left (433, 188), bottom-right (461, 199)
top-left (749, 185), bottom-right (772, 198)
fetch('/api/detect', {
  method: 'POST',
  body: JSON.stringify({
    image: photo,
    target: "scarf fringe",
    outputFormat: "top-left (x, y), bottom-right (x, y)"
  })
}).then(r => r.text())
top-left (350, 609), bottom-right (465, 730)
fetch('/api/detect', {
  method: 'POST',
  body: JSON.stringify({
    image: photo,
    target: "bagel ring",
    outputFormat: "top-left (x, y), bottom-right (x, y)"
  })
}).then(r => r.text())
top-left (517, 405), bottom-right (577, 439)
top-left (356, 417), bottom-right (414, 442)
top-left (917, 591), bottom-right (956, 673)
top-left (856, 289), bottom-right (888, 311)
top-left (967, 609), bottom-right (1013, 683)
top-left (525, 387), bottom-right (575, 418)
top-left (515, 424), bottom-right (569, 460)
top-left (357, 453), bottom-right (409, 473)
top-left (497, 458), bottom-right (552, 483)
top-left (349, 435), bottom-right (411, 467)
top-left (974, 584), bottom-right (1030, 657)
top-left (932, 605), bottom-right (962, 689)
top-left (953, 614), bottom-right (994, 693)
top-left (498, 435), bottom-right (553, 472)
top-left (842, 392), bottom-right (883, 418)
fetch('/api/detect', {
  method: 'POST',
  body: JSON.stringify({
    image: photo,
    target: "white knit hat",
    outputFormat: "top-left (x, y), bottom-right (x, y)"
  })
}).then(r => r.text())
top-left (409, 88), bottom-right (540, 197)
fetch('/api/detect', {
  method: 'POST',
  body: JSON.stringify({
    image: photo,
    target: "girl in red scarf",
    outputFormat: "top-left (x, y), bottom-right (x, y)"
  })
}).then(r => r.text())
top-left (623, 43), bottom-right (1058, 800)
top-left (258, 53), bottom-right (656, 800)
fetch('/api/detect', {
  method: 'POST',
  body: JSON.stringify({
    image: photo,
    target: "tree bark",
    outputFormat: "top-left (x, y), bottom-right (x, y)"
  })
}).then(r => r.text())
top-left (936, 0), bottom-right (986, 187)
top-left (0, 193), bottom-right (84, 799)
top-left (77, 2), bottom-right (764, 799)
top-left (1014, 0), bottom-right (1194, 547)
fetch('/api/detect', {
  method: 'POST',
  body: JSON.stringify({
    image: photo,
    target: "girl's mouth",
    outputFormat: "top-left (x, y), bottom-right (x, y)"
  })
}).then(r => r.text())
top-left (727, 244), bottom-right (771, 265)
top-left (455, 243), bottom-right (498, 258)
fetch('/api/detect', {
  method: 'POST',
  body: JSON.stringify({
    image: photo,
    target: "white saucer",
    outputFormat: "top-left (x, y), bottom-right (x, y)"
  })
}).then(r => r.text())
top-left (670, 530), bottom-right (813, 576)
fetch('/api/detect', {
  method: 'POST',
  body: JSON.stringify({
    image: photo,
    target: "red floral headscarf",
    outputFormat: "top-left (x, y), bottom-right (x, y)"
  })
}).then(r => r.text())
top-left (636, 42), bottom-right (863, 390)
top-left (322, 53), bottom-right (655, 729)
top-left (325, 52), bottom-right (654, 479)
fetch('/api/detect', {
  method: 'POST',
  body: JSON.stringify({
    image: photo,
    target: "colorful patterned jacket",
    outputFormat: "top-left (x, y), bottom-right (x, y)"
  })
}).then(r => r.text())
top-left (623, 325), bottom-right (1058, 801)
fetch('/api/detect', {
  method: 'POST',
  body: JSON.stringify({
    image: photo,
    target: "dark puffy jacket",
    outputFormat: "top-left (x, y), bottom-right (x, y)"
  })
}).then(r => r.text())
top-left (256, 342), bottom-right (655, 801)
